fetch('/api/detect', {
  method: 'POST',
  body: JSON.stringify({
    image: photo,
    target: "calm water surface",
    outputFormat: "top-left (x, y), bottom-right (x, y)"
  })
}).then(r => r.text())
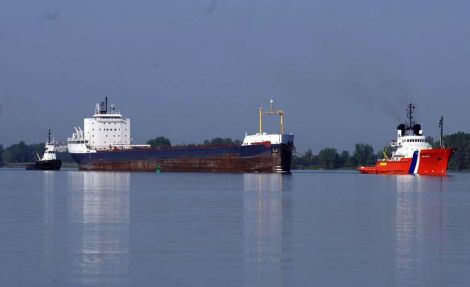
top-left (0, 169), bottom-right (470, 287)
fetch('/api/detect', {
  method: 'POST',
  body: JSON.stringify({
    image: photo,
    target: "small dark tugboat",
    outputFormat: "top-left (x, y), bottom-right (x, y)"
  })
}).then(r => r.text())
top-left (26, 130), bottom-right (62, 171)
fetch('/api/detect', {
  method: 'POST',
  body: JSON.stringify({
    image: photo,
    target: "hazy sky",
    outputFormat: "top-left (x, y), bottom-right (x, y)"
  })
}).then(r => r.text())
top-left (1, 0), bottom-right (469, 152)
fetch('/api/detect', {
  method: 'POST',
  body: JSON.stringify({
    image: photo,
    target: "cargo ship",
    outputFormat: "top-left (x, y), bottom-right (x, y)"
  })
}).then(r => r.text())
top-left (67, 98), bottom-right (294, 173)
top-left (358, 104), bottom-right (454, 176)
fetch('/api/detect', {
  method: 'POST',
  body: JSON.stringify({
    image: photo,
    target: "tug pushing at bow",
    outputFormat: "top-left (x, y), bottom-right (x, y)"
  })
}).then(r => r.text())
top-left (358, 104), bottom-right (454, 176)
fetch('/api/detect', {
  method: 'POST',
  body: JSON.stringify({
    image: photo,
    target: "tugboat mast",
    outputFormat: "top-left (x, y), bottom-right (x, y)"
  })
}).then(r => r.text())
top-left (47, 129), bottom-right (52, 144)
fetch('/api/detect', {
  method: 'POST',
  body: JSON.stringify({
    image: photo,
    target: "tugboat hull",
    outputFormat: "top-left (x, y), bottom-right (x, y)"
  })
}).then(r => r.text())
top-left (358, 148), bottom-right (454, 176)
top-left (26, 160), bottom-right (62, 171)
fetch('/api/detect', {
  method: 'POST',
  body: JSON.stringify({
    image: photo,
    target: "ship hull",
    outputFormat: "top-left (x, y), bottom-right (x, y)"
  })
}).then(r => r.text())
top-left (358, 148), bottom-right (454, 176)
top-left (70, 143), bottom-right (293, 173)
top-left (25, 159), bottom-right (62, 171)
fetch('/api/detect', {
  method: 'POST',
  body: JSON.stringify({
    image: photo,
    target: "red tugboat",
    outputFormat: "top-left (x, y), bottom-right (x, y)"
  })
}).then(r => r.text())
top-left (358, 104), bottom-right (454, 176)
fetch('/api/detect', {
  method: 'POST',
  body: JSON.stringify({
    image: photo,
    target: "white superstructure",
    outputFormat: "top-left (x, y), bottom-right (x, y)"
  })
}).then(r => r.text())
top-left (67, 98), bottom-right (143, 154)
top-left (386, 104), bottom-right (432, 160)
top-left (241, 99), bottom-right (294, 146)
top-left (242, 133), bottom-right (294, 146)
top-left (39, 130), bottom-right (59, 161)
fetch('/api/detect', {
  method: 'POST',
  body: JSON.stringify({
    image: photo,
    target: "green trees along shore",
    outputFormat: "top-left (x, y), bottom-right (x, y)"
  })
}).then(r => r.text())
top-left (293, 144), bottom-right (377, 169)
top-left (1, 133), bottom-right (470, 170)
top-left (0, 141), bottom-right (74, 166)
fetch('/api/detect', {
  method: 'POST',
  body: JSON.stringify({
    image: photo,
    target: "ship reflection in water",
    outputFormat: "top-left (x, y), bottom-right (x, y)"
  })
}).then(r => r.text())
top-left (67, 171), bottom-right (130, 287)
top-left (394, 175), bottom-right (448, 286)
top-left (242, 174), bottom-right (293, 287)
top-left (2, 169), bottom-right (470, 286)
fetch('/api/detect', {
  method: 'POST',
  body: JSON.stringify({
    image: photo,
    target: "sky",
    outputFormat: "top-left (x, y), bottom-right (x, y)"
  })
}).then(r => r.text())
top-left (1, 0), bottom-right (470, 152)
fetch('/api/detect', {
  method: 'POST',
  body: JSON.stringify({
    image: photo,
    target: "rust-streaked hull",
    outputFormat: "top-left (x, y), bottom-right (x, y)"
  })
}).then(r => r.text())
top-left (70, 143), bottom-right (293, 173)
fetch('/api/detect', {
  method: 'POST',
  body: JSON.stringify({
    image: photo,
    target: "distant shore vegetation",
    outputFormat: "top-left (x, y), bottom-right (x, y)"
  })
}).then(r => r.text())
top-left (1, 133), bottom-right (470, 171)
top-left (0, 141), bottom-right (74, 166)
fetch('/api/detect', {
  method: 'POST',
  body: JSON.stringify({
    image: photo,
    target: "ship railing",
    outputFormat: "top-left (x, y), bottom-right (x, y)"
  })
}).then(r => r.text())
top-left (93, 144), bottom-right (150, 151)
top-left (67, 139), bottom-right (88, 144)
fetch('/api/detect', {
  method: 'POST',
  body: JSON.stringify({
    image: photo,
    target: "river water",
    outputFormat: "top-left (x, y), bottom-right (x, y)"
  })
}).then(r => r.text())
top-left (0, 169), bottom-right (469, 287)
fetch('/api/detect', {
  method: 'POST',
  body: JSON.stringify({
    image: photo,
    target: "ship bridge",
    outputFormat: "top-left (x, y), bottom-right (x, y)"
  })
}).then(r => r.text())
top-left (68, 97), bottom-right (131, 149)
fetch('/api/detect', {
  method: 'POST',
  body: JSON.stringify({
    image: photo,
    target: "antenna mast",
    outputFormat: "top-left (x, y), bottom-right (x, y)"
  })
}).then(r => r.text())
top-left (439, 116), bottom-right (444, 148)
top-left (407, 103), bottom-right (415, 129)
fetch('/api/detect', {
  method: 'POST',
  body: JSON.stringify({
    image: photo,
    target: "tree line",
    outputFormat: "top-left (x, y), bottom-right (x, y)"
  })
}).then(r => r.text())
top-left (440, 133), bottom-right (470, 171)
top-left (293, 144), bottom-right (377, 169)
top-left (0, 141), bottom-right (73, 165)
top-left (2, 133), bottom-right (470, 170)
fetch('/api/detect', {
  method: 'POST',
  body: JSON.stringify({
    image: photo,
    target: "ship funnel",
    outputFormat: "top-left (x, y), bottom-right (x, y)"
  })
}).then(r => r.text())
top-left (397, 124), bottom-right (405, 137)
top-left (99, 97), bottom-right (108, 114)
top-left (413, 124), bottom-right (422, 136)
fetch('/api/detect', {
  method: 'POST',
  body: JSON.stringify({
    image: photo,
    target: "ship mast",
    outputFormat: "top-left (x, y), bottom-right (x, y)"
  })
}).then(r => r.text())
top-left (407, 103), bottom-right (415, 129)
top-left (47, 129), bottom-right (52, 144)
top-left (439, 116), bottom-right (444, 148)
top-left (258, 99), bottom-right (285, 134)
